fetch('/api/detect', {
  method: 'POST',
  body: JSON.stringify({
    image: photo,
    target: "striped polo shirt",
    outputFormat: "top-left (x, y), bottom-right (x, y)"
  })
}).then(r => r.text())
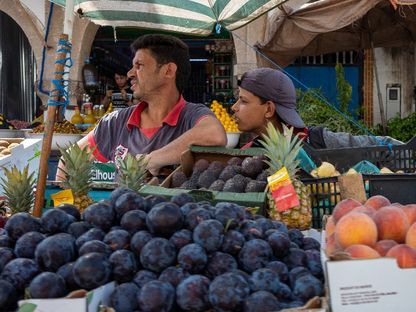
top-left (87, 96), bottom-right (214, 164)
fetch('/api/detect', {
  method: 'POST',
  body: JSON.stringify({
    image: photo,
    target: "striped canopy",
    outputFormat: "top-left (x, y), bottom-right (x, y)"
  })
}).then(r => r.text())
top-left (51, 0), bottom-right (289, 35)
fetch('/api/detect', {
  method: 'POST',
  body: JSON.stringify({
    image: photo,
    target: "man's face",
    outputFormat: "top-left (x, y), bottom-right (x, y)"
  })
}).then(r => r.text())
top-left (114, 73), bottom-right (128, 88)
top-left (127, 49), bottom-right (165, 102)
top-left (231, 88), bottom-right (270, 135)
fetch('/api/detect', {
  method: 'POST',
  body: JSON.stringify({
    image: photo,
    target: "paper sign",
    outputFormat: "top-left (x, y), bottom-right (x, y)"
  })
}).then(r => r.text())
top-left (267, 167), bottom-right (300, 212)
top-left (50, 189), bottom-right (74, 206)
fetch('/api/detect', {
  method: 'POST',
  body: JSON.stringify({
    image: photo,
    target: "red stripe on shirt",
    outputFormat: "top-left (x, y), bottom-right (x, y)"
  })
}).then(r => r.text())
top-left (87, 132), bottom-right (109, 162)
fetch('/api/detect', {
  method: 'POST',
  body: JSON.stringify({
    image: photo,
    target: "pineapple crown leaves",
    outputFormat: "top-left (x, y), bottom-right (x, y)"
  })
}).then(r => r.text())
top-left (117, 153), bottom-right (149, 192)
top-left (259, 122), bottom-right (303, 180)
top-left (0, 164), bottom-right (36, 213)
top-left (58, 143), bottom-right (95, 195)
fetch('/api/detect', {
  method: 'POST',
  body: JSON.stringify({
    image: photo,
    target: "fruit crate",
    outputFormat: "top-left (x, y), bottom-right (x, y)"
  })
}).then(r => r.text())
top-left (139, 146), bottom-right (269, 210)
top-left (303, 136), bottom-right (416, 173)
top-left (302, 173), bottom-right (416, 229)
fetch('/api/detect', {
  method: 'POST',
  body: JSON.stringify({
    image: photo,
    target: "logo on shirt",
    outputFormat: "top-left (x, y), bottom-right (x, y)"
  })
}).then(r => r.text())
top-left (114, 144), bottom-right (128, 169)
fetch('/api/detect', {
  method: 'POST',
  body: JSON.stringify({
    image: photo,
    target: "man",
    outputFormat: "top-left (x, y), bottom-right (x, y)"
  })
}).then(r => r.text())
top-left (102, 71), bottom-right (134, 110)
top-left (232, 67), bottom-right (402, 149)
top-left (56, 34), bottom-right (226, 178)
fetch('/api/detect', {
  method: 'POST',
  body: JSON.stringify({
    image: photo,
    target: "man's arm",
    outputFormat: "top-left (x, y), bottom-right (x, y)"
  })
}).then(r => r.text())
top-left (55, 135), bottom-right (94, 181)
top-left (146, 116), bottom-right (226, 174)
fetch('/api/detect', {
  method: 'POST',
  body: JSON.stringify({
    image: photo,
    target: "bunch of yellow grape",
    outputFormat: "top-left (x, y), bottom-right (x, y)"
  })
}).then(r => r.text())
top-left (210, 100), bottom-right (239, 132)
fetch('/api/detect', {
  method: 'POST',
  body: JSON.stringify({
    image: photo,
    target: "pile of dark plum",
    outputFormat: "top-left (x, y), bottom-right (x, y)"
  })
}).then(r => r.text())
top-left (0, 188), bottom-right (324, 312)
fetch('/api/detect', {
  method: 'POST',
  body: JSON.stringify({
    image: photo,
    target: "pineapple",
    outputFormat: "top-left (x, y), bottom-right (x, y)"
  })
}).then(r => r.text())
top-left (260, 123), bottom-right (312, 230)
top-left (117, 153), bottom-right (149, 192)
top-left (0, 164), bottom-right (36, 214)
top-left (59, 144), bottom-right (95, 212)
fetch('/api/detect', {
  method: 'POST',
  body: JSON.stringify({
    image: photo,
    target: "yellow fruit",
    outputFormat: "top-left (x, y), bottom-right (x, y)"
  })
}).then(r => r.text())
top-left (316, 162), bottom-right (337, 177)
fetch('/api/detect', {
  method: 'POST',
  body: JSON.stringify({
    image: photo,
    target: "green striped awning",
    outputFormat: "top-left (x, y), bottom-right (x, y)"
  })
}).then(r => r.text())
top-left (51, 0), bottom-right (290, 35)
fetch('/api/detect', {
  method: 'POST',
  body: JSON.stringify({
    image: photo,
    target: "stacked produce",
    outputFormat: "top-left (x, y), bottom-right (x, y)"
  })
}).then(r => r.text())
top-left (0, 140), bottom-right (20, 158)
top-left (32, 120), bottom-right (82, 134)
top-left (171, 156), bottom-right (268, 193)
top-left (0, 189), bottom-right (324, 311)
top-left (210, 100), bottom-right (239, 132)
top-left (325, 195), bottom-right (416, 268)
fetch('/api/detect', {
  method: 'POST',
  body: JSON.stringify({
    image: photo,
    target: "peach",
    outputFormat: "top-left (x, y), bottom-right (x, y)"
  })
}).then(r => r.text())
top-left (402, 204), bottom-right (416, 225)
top-left (365, 195), bottom-right (391, 210)
top-left (325, 216), bottom-right (336, 237)
top-left (373, 205), bottom-right (410, 243)
top-left (334, 212), bottom-right (378, 249)
top-left (332, 198), bottom-right (362, 223)
top-left (325, 233), bottom-right (342, 257)
top-left (386, 244), bottom-right (416, 268)
top-left (345, 244), bottom-right (381, 259)
top-left (374, 239), bottom-right (398, 256)
top-left (405, 223), bottom-right (416, 248)
top-left (352, 205), bottom-right (376, 218)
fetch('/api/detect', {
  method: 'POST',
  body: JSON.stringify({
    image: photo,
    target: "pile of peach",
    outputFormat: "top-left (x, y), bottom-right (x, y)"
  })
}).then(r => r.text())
top-left (325, 195), bottom-right (416, 268)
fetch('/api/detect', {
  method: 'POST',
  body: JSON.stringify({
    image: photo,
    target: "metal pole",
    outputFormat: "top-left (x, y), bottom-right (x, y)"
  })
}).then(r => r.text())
top-left (372, 46), bottom-right (387, 134)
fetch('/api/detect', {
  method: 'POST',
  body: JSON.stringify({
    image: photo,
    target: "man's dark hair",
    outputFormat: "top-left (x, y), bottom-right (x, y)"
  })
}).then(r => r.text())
top-left (131, 34), bottom-right (191, 93)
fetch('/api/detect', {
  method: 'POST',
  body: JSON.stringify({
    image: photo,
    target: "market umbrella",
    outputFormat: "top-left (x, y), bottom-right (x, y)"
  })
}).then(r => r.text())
top-left (49, 0), bottom-right (290, 35)
top-left (33, 0), bottom-right (291, 215)
top-left (257, 0), bottom-right (416, 67)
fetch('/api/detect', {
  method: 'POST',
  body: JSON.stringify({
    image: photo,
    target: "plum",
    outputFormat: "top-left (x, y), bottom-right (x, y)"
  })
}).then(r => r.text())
top-left (73, 252), bottom-right (112, 290)
top-left (57, 262), bottom-right (78, 291)
top-left (82, 201), bottom-right (115, 231)
top-left (67, 221), bottom-right (93, 238)
top-left (14, 231), bottom-right (45, 259)
top-left (208, 272), bottom-right (250, 311)
top-left (78, 240), bottom-right (112, 257)
top-left (110, 282), bottom-right (140, 312)
top-left (56, 203), bottom-right (81, 221)
top-left (133, 270), bottom-right (157, 288)
top-left (177, 243), bottom-right (207, 274)
top-left (170, 192), bottom-right (194, 206)
top-left (41, 209), bottom-right (74, 234)
top-left (75, 227), bottom-right (105, 249)
top-left (137, 280), bottom-right (175, 312)
top-left (238, 239), bottom-right (272, 273)
top-left (159, 266), bottom-right (190, 287)
top-left (130, 230), bottom-right (153, 258)
top-left (140, 238), bottom-right (176, 272)
top-left (0, 247), bottom-right (15, 272)
top-left (29, 272), bottom-right (67, 298)
top-left (120, 209), bottom-right (147, 234)
top-left (114, 192), bottom-right (146, 220)
top-left (109, 249), bottom-right (138, 283)
top-left (5, 212), bottom-right (41, 241)
top-left (176, 275), bottom-right (211, 311)
top-left (1, 258), bottom-right (40, 290)
top-left (221, 230), bottom-right (245, 255)
top-left (193, 219), bottom-right (224, 252)
top-left (146, 202), bottom-right (183, 237)
top-left (169, 229), bottom-right (192, 250)
top-left (103, 229), bottom-right (130, 251)
top-left (243, 290), bottom-right (281, 312)
top-left (0, 280), bottom-right (17, 310)
top-left (35, 233), bottom-right (76, 271)
top-left (205, 252), bottom-right (237, 278)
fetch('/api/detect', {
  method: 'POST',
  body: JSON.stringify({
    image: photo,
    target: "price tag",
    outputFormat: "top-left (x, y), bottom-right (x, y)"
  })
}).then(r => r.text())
top-left (267, 167), bottom-right (300, 212)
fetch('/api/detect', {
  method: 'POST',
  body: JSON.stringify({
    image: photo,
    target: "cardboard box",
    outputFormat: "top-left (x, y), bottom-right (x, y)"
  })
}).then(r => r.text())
top-left (18, 282), bottom-right (115, 312)
top-left (0, 138), bottom-right (42, 195)
top-left (321, 232), bottom-right (416, 312)
top-left (139, 146), bottom-right (268, 211)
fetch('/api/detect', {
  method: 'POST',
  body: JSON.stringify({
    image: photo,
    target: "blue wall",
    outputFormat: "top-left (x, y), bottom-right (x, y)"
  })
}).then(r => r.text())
top-left (284, 66), bottom-right (361, 117)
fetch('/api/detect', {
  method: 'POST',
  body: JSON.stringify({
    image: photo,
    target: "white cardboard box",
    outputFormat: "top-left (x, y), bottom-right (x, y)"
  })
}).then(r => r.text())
top-left (18, 282), bottom-right (115, 312)
top-left (0, 138), bottom-right (42, 195)
top-left (321, 231), bottom-right (416, 312)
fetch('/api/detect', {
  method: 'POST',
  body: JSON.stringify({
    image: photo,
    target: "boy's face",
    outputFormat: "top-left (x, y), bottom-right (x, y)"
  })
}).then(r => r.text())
top-left (231, 87), bottom-right (271, 135)
top-left (114, 73), bottom-right (128, 88)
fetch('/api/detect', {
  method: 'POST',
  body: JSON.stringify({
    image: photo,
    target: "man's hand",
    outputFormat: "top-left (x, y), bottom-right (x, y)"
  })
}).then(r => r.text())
top-left (136, 153), bottom-right (159, 176)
